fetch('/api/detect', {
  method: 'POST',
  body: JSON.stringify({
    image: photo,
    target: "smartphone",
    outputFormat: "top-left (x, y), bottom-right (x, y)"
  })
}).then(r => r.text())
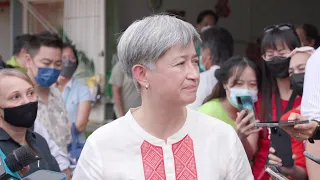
top-left (270, 127), bottom-right (294, 167)
top-left (256, 120), bottom-right (309, 128)
top-left (236, 96), bottom-right (256, 124)
top-left (255, 122), bottom-right (279, 128)
top-left (265, 166), bottom-right (289, 180)
top-left (278, 120), bottom-right (309, 126)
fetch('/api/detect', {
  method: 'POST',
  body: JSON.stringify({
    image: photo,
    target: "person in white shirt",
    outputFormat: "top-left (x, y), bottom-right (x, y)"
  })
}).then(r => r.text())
top-left (188, 27), bottom-right (234, 109)
top-left (73, 14), bottom-right (253, 180)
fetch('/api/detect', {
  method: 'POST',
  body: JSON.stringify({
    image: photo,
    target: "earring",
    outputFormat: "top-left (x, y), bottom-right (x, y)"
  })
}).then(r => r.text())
top-left (145, 84), bottom-right (149, 90)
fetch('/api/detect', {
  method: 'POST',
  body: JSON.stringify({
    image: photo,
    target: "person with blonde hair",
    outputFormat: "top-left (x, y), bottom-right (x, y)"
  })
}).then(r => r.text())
top-left (0, 68), bottom-right (60, 177)
top-left (73, 14), bottom-right (253, 179)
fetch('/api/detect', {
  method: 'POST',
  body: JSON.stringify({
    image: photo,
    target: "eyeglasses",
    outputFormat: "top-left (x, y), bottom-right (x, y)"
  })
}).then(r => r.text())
top-left (263, 24), bottom-right (293, 34)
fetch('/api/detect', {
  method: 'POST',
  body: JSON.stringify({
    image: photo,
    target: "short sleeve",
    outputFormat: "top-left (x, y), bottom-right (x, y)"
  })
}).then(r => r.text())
top-left (78, 83), bottom-right (94, 102)
top-left (73, 137), bottom-right (103, 180)
top-left (198, 101), bottom-right (216, 117)
top-left (109, 62), bottom-right (125, 87)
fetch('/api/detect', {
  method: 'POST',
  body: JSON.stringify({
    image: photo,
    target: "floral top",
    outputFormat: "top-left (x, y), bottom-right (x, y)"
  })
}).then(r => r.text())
top-left (36, 87), bottom-right (71, 153)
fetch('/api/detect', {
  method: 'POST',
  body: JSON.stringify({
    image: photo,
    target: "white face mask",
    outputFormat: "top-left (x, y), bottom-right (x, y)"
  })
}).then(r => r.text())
top-left (227, 87), bottom-right (258, 109)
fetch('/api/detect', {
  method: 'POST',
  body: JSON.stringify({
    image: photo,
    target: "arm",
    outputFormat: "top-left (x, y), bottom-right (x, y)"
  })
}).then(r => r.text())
top-left (241, 132), bottom-right (259, 161)
top-left (235, 110), bottom-right (261, 160)
top-left (268, 147), bottom-right (307, 180)
top-left (75, 101), bottom-right (91, 132)
top-left (72, 138), bottom-right (103, 179)
top-left (112, 85), bottom-right (125, 117)
top-left (109, 62), bottom-right (125, 117)
top-left (301, 48), bottom-right (320, 120)
top-left (226, 127), bottom-right (254, 180)
top-left (306, 141), bottom-right (320, 180)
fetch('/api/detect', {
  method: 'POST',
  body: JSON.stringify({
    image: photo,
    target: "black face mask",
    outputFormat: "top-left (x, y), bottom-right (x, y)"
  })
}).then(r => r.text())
top-left (290, 73), bottom-right (305, 96)
top-left (265, 56), bottom-right (291, 78)
top-left (2, 101), bottom-right (38, 128)
top-left (60, 61), bottom-right (77, 78)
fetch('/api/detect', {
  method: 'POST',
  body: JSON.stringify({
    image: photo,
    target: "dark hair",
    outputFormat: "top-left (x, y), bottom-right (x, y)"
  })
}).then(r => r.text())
top-left (259, 24), bottom-right (301, 122)
top-left (261, 26), bottom-right (301, 55)
top-left (62, 43), bottom-right (79, 67)
top-left (297, 23), bottom-right (320, 48)
top-left (204, 56), bottom-right (260, 103)
top-left (26, 31), bottom-right (63, 57)
top-left (201, 27), bottom-right (234, 65)
top-left (13, 34), bottom-right (32, 55)
top-left (196, 10), bottom-right (219, 25)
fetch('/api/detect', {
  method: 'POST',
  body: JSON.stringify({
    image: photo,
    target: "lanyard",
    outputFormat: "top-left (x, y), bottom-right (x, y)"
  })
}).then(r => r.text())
top-left (275, 88), bottom-right (297, 121)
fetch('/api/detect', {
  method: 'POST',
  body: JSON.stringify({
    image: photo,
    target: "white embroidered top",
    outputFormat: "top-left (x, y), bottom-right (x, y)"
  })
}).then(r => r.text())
top-left (73, 108), bottom-right (253, 180)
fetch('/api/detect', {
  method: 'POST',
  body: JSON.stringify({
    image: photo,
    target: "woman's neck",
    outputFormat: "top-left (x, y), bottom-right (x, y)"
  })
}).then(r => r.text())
top-left (132, 96), bottom-right (187, 142)
top-left (0, 120), bottom-right (27, 145)
top-left (276, 77), bottom-right (293, 100)
top-left (220, 98), bottom-right (238, 120)
top-left (56, 77), bottom-right (71, 92)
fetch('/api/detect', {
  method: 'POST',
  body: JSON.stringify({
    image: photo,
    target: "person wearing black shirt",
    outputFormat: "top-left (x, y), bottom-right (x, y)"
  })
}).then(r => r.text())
top-left (0, 68), bottom-right (60, 177)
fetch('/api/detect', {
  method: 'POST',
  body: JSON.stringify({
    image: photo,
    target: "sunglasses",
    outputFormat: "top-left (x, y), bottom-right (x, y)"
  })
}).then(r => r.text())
top-left (263, 24), bottom-right (293, 34)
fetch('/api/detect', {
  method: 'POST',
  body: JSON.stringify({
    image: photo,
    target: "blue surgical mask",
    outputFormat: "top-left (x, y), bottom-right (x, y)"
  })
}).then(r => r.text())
top-left (227, 87), bottom-right (258, 109)
top-left (35, 68), bottom-right (61, 87)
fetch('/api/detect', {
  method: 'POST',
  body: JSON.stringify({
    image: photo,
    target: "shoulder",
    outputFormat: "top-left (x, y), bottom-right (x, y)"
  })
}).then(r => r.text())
top-left (198, 99), bottom-right (219, 113)
top-left (86, 116), bottom-right (131, 146)
top-left (188, 108), bottom-right (235, 136)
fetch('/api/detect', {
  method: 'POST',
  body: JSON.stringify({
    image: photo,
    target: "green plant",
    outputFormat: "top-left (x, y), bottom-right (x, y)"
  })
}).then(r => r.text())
top-left (57, 28), bottom-right (95, 78)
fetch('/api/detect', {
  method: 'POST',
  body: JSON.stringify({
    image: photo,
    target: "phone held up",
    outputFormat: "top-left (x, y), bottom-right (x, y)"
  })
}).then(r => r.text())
top-left (236, 96), bottom-right (256, 124)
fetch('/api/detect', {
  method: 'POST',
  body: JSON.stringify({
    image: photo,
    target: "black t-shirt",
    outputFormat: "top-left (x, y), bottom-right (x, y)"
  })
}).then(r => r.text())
top-left (0, 128), bottom-right (60, 176)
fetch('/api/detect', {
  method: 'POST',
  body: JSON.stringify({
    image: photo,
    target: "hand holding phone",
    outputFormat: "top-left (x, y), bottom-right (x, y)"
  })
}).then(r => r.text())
top-left (265, 166), bottom-right (289, 180)
top-left (235, 109), bottom-right (261, 140)
top-left (271, 127), bottom-right (294, 167)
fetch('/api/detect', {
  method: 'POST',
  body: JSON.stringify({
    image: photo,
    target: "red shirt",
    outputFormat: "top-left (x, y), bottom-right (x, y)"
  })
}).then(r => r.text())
top-left (253, 94), bottom-right (304, 180)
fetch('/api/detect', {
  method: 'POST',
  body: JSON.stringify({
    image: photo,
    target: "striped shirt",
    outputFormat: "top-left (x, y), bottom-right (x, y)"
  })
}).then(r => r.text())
top-left (301, 47), bottom-right (320, 120)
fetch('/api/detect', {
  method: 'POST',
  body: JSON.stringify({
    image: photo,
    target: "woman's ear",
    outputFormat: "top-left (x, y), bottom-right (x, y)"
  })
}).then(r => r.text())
top-left (132, 64), bottom-right (149, 88)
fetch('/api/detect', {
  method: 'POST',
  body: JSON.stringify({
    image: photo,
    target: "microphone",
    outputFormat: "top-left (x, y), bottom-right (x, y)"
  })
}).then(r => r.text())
top-left (0, 145), bottom-right (40, 180)
top-left (0, 145), bottom-right (66, 180)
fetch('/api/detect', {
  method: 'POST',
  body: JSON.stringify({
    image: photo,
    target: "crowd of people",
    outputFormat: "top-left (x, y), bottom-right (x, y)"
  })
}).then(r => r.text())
top-left (1, 9), bottom-right (320, 180)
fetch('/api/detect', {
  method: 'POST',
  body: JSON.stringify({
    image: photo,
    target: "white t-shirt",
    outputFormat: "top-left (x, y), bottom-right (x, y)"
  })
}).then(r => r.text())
top-left (73, 108), bottom-right (253, 180)
top-left (188, 65), bottom-right (220, 110)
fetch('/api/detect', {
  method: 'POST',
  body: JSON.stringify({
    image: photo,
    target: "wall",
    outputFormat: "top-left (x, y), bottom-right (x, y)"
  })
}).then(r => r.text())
top-left (28, 2), bottom-right (64, 33)
top-left (0, 5), bottom-right (10, 61)
top-left (118, 0), bottom-right (320, 55)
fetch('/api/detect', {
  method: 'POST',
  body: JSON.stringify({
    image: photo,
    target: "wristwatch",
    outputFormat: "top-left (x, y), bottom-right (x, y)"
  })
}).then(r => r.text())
top-left (308, 120), bottom-right (320, 143)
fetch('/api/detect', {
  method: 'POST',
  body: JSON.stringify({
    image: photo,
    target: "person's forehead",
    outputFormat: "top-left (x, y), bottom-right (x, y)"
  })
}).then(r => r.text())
top-left (290, 53), bottom-right (310, 64)
top-left (35, 46), bottom-right (62, 61)
top-left (0, 77), bottom-right (31, 96)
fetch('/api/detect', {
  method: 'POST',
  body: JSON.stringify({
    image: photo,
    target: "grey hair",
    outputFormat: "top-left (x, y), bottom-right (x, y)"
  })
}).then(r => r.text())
top-left (117, 14), bottom-right (201, 82)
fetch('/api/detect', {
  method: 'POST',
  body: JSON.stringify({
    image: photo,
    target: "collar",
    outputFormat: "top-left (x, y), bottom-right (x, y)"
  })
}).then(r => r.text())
top-left (0, 128), bottom-right (37, 141)
top-left (65, 78), bottom-right (75, 89)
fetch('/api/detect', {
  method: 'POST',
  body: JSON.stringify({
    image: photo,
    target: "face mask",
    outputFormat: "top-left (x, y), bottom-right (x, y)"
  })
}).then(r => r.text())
top-left (2, 101), bottom-right (38, 128)
top-left (227, 88), bottom-right (258, 109)
top-left (265, 56), bottom-right (290, 78)
top-left (60, 60), bottom-right (77, 78)
top-left (35, 68), bottom-right (61, 87)
top-left (290, 73), bottom-right (305, 96)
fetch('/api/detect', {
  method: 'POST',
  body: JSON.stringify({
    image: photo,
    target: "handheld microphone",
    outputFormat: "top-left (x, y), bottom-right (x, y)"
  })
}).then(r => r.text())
top-left (304, 151), bottom-right (320, 164)
top-left (0, 145), bottom-right (40, 180)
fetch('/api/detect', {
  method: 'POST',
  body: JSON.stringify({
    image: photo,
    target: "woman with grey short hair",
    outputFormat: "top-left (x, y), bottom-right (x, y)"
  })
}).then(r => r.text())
top-left (73, 14), bottom-right (253, 180)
